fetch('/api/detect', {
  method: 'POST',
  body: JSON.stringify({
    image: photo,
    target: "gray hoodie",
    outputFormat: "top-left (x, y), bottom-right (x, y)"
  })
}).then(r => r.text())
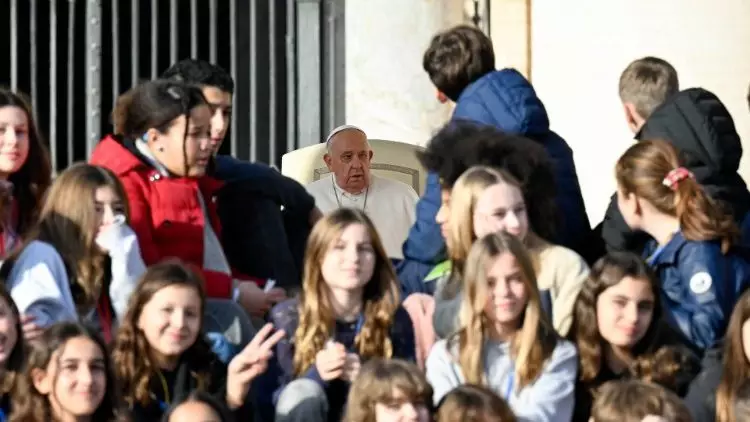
top-left (426, 337), bottom-right (578, 422)
top-left (6, 225), bottom-right (145, 330)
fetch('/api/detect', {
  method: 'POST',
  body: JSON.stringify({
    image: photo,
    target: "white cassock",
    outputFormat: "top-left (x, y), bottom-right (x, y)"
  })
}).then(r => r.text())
top-left (306, 174), bottom-right (418, 259)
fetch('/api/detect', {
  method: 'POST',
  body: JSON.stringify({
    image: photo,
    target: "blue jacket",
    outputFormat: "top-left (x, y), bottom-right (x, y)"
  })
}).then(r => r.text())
top-left (646, 232), bottom-right (750, 351)
top-left (397, 69), bottom-right (590, 295)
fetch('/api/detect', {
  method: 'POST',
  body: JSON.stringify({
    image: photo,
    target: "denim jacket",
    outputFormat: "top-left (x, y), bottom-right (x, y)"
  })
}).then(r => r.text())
top-left (646, 232), bottom-right (750, 350)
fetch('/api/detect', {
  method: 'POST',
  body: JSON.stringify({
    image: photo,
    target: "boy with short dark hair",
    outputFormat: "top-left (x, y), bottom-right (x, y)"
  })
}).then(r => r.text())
top-left (162, 58), bottom-right (235, 93)
top-left (422, 25), bottom-right (496, 104)
top-left (602, 57), bottom-right (750, 253)
top-left (397, 25), bottom-right (590, 288)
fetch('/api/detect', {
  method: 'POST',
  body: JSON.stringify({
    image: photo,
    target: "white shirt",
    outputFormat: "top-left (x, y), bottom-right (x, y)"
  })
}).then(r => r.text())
top-left (307, 174), bottom-right (418, 259)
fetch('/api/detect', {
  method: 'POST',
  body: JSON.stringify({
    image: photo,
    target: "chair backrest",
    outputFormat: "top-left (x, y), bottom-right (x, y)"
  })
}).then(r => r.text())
top-left (281, 139), bottom-right (427, 195)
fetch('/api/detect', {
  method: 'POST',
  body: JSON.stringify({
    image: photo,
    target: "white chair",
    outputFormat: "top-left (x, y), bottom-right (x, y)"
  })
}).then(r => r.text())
top-left (281, 139), bottom-right (427, 195)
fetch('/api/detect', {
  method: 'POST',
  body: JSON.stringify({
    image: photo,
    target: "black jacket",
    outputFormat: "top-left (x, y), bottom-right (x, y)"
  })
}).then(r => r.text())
top-left (214, 155), bottom-right (315, 291)
top-left (601, 88), bottom-right (750, 253)
top-left (129, 357), bottom-right (251, 422)
top-left (684, 347), bottom-right (722, 422)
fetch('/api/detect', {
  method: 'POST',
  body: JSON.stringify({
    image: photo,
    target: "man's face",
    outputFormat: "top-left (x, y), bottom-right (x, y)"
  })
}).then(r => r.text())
top-left (324, 130), bottom-right (372, 194)
top-left (201, 86), bottom-right (233, 154)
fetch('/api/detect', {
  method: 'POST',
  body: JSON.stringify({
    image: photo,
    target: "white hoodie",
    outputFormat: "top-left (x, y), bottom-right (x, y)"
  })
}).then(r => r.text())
top-left (6, 224), bottom-right (146, 329)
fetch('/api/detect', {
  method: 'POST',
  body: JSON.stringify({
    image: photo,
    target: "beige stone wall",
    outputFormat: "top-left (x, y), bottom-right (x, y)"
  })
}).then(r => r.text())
top-left (344, 0), bottom-right (466, 146)
top-left (490, 0), bottom-right (530, 77)
top-left (345, 0), bottom-right (750, 224)
top-left (522, 0), bottom-right (750, 222)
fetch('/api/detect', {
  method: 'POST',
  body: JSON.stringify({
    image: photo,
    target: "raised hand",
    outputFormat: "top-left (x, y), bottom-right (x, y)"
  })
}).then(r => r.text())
top-left (20, 313), bottom-right (43, 341)
top-left (236, 281), bottom-right (271, 317)
top-left (265, 287), bottom-right (287, 305)
top-left (225, 323), bottom-right (286, 409)
top-left (314, 341), bottom-right (347, 381)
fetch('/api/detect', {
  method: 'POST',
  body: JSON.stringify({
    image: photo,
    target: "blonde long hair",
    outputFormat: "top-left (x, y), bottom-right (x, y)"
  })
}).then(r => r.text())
top-left (293, 208), bottom-right (400, 375)
top-left (453, 232), bottom-right (556, 388)
top-left (1, 164), bottom-right (129, 314)
top-left (443, 166), bottom-right (547, 298)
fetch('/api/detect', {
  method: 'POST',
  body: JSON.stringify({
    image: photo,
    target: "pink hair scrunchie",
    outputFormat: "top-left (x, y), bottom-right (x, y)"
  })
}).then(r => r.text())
top-left (662, 167), bottom-right (694, 190)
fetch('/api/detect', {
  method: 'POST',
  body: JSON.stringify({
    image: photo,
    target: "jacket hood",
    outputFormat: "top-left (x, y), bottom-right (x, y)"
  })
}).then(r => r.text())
top-left (90, 134), bottom-right (219, 180)
top-left (89, 135), bottom-right (145, 176)
top-left (637, 88), bottom-right (750, 217)
top-left (452, 69), bottom-right (550, 136)
top-left (637, 88), bottom-right (743, 179)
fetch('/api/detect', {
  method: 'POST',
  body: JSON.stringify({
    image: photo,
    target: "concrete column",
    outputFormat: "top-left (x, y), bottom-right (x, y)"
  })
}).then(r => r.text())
top-left (344, 0), bottom-right (465, 145)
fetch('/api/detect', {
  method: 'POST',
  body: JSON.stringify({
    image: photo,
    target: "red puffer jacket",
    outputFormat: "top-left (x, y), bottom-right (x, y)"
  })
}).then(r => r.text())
top-left (90, 135), bottom-right (244, 298)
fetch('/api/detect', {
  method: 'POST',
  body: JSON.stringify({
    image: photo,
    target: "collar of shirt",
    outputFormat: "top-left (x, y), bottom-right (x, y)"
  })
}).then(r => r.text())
top-left (331, 174), bottom-right (370, 201)
top-left (644, 232), bottom-right (687, 266)
top-left (135, 138), bottom-right (171, 177)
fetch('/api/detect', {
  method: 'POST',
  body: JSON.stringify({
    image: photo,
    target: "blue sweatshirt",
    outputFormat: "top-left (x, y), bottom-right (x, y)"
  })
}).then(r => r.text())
top-left (426, 338), bottom-right (578, 422)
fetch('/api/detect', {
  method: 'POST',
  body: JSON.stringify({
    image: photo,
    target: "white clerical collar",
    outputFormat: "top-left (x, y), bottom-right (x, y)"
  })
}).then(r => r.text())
top-left (331, 174), bottom-right (370, 200)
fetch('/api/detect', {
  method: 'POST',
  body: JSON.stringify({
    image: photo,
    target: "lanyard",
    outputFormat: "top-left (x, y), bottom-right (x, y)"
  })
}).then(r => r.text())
top-left (329, 314), bottom-right (365, 352)
top-left (505, 371), bottom-right (515, 400)
top-left (354, 314), bottom-right (364, 336)
top-left (348, 314), bottom-right (365, 352)
top-left (96, 296), bottom-right (113, 344)
top-left (152, 370), bottom-right (171, 411)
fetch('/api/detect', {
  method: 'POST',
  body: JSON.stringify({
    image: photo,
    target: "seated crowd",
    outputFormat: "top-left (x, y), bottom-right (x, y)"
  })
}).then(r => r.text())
top-left (0, 24), bottom-right (749, 422)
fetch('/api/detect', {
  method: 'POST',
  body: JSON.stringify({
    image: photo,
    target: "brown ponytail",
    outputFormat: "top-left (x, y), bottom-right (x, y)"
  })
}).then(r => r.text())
top-left (111, 88), bottom-right (137, 136)
top-left (615, 139), bottom-right (738, 253)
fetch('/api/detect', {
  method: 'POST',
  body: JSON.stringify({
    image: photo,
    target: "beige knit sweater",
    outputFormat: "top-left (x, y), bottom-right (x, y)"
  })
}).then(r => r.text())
top-left (534, 244), bottom-right (590, 336)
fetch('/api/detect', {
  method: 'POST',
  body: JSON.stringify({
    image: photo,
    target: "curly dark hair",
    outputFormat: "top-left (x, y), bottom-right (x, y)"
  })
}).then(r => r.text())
top-left (630, 345), bottom-right (700, 395)
top-left (418, 119), bottom-right (559, 241)
top-left (112, 259), bottom-right (217, 407)
top-left (161, 59), bottom-right (234, 94)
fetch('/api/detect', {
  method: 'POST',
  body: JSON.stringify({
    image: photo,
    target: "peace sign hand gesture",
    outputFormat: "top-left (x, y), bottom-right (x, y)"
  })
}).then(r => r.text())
top-left (225, 323), bottom-right (286, 409)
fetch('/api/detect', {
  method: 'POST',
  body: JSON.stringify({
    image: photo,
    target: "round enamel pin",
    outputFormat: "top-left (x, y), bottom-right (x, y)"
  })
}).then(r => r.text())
top-left (689, 272), bottom-right (712, 295)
